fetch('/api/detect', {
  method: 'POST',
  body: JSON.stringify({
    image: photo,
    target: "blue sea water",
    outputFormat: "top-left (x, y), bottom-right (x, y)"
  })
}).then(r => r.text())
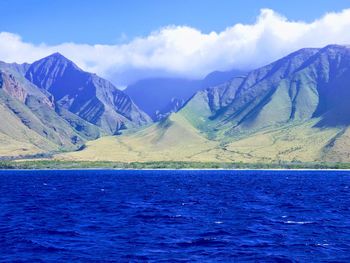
top-left (0, 170), bottom-right (349, 262)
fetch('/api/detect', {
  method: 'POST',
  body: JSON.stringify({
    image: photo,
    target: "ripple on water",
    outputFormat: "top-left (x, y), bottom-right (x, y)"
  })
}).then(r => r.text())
top-left (0, 169), bottom-right (349, 262)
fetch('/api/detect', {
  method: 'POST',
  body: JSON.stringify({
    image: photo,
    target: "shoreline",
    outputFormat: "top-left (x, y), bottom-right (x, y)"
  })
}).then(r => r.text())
top-left (1, 168), bottom-right (350, 171)
top-left (1, 160), bottom-right (350, 170)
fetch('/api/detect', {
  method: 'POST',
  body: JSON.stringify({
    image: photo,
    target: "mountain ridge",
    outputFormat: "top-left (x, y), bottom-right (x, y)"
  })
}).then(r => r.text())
top-left (61, 44), bottom-right (350, 163)
top-left (124, 69), bottom-right (247, 121)
top-left (0, 53), bottom-right (151, 157)
top-left (25, 53), bottom-right (151, 134)
top-left (2, 45), bottom-right (350, 163)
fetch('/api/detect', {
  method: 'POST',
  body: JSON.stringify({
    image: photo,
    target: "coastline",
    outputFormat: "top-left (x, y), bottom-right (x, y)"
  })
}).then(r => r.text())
top-left (1, 160), bottom-right (350, 171)
top-left (1, 168), bottom-right (350, 171)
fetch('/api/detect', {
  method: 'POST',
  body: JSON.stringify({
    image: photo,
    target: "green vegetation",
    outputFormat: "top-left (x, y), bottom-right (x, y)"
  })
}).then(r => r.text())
top-left (57, 117), bottom-right (343, 163)
top-left (1, 160), bottom-right (350, 170)
top-left (2, 46), bottom-right (350, 165)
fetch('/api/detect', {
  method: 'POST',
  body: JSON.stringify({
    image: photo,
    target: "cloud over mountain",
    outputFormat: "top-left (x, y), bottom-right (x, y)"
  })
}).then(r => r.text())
top-left (1, 8), bottom-right (350, 85)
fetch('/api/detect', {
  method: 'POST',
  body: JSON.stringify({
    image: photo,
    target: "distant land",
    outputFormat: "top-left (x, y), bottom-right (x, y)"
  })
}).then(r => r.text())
top-left (1, 44), bottom-right (350, 168)
top-left (124, 68), bottom-right (246, 121)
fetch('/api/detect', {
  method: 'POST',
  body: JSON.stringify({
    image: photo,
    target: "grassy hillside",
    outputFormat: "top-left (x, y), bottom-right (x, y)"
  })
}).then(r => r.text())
top-left (223, 121), bottom-right (340, 163)
top-left (0, 133), bottom-right (50, 158)
top-left (57, 113), bottom-right (220, 162)
top-left (3, 45), bottom-right (350, 164)
top-left (0, 101), bottom-right (58, 157)
top-left (57, 114), bottom-right (343, 163)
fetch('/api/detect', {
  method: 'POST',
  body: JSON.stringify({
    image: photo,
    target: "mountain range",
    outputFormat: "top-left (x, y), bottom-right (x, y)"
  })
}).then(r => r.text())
top-left (2, 44), bottom-right (350, 163)
top-left (124, 68), bottom-right (246, 121)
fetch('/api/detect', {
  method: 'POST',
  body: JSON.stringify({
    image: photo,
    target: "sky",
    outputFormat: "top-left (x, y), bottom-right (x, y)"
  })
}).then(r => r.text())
top-left (1, 0), bottom-right (350, 86)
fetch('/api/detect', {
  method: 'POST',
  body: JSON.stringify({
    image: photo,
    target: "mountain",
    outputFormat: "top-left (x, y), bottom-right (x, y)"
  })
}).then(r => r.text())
top-left (179, 45), bottom-right (350, 135)
top-left (0, 63), bottom-right (103, 158)
top-left (124, 78), bottom-right (199, 121)
top-left (0, 61), bottom-right (30, 75)
top-left (0, 53), bottom-right (153, 158)
top-left (124, 69), bottom-right (246, 121)
top-left (179, 47), bottom-right (320, 135)
top-left (3, 45), bottom-right (350, 163)
top-left (63, 45), bottom-right (350, 163)
top-left (175, 44), bottom-right (350, 160)
top-left (25, 53), bottom-right (151, 134)
top-left (201, 69), bottom-right (247, 89)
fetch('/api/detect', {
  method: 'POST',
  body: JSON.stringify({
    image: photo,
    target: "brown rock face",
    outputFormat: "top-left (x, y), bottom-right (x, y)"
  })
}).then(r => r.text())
top-left (1, 73), bottom-right (28, 103)
top-left (0, 71), bottom-right (54, 108)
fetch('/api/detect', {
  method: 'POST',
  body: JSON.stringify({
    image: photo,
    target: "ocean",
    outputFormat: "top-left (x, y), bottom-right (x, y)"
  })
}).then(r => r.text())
top-left (0, 170), bottom-right (349, 262)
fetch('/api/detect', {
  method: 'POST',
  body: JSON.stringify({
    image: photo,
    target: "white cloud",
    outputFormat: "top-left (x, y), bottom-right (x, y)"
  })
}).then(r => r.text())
top-left (1, 8), bottom-right (350, 86)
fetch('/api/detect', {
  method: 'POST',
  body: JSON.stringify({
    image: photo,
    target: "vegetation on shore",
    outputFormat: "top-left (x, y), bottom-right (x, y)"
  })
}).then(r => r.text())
top-left (1, 160), bottom-right (350, 170)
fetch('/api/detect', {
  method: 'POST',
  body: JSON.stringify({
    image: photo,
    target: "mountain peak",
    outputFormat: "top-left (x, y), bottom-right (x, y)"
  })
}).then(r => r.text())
top-left (53, 51), bottom-right (62, 55)
top-left (43, 52), bottom-right (75, 65)
top-left (30, 52), bottom-right (82, 74)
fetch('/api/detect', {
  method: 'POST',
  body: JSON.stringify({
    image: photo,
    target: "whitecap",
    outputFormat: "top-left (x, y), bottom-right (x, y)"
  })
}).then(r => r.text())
top-left (316, 243), bottom-right (329, 246)
top-left (285, 220), bottom-right (314, 225)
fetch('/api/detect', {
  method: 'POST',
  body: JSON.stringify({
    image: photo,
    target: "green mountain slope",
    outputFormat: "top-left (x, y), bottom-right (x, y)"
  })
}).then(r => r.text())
top-left (58, 114), bottom-right (342, 163)
top-left (57, 113), bottom-right (220, 162)
top-left (178, 45), bottom-right (350, 136)
top-left (0, 53), bottom-right (153, 158)
top-left (0, 101), bottom-right (57, 157)
top-left (0, 66), bottom-right (102, 157)
top-left (60, 45), bottom-right (350, 163)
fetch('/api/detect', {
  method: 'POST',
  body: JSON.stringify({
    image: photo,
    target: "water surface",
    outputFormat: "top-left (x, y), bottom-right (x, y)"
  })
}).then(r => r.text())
top-left (0, 170), bottom-right (349, 262)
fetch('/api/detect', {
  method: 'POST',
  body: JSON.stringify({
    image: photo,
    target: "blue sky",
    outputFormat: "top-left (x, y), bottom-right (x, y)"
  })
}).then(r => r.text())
top-left (1, 0), bottom-right (349, 44)
top-left (1, 1), bottom-right (350, 85)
